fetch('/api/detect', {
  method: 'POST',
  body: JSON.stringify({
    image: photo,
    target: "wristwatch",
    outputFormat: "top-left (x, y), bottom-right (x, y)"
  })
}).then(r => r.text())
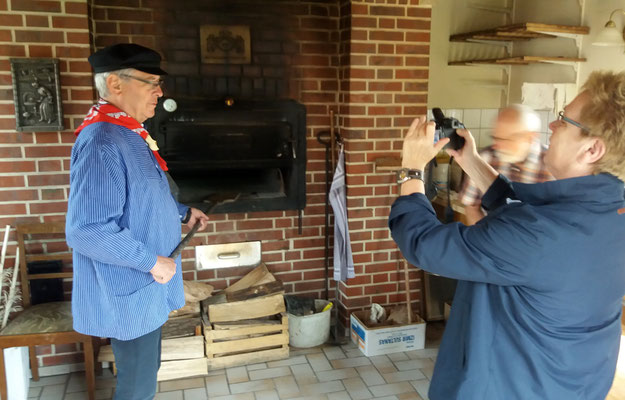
top-left (396, 168), bottom-right (424, 184)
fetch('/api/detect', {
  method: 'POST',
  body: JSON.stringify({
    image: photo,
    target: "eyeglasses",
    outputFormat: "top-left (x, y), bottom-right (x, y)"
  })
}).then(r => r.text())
top-left (558, 111), bottom-right (590, 133)
top-left (119, 74), bottom-right (165, 89)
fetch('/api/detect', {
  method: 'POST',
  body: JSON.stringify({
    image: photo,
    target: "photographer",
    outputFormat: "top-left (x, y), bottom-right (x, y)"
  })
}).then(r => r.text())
top-left (389, 71), bottom-right (625, 400)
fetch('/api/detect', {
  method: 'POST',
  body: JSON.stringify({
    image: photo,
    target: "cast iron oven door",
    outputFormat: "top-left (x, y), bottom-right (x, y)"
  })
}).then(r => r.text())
top-left (146, 98), bottom-right (307, 214)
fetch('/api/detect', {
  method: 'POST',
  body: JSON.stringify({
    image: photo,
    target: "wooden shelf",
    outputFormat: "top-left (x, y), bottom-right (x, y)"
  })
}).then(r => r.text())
top-left (450, 23), bottom-right (589, 42)
top-left (449, 55), bottom-right (586, 66)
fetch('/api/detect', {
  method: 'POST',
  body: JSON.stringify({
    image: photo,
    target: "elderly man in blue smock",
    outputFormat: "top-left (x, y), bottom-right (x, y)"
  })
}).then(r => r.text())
top-left (66, 43), bottom-right (209, 400)
top-left (389, 71), bottom-right (625, 400)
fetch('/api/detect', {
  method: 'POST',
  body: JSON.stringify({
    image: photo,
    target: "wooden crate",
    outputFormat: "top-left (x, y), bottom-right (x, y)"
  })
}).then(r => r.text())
top-left (203, 312), bottom-right (289, 370)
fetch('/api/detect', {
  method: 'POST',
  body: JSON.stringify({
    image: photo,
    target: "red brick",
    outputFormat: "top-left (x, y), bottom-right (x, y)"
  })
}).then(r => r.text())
top-left (41, 352), bottom-right (83, 367)
top-left (370, 5), bottom-right (405, 16)
top-left (65, 1), bottom-right (88, 14)
top-left (28, 45), bottom-right (53, 57)
top-left (52, 15), bottom-right (88, 29)
top-left (0, 189), bottom-right (37, 201)
top-left (0, 45), bottom-right (25, 57)
top-left (0, 13), bottom-right (22, 26)
top-left (95, 21), bottom-right (117, 34)
top-left (107, 8), bottom-right (151, 22)
top-left (25, 14), bottom-right (48, 27)
top-left (0, 161), bottom-right (35, 173)
top-left (60, 74), bottom-right (93, 87)
top-left (396, 44), bottom-right (430, 55)
top-left (24, 146), bottom-right (70, 158)
top-left (38, 160), bottom-right (62, 171)
top-left (379, 18), bottom-right (395, 29)
top-left (0, 0), bottom-right (5, 10)
top-left (368, 82), bottom-right (402, 92)
top-left (54, 343), bottom-right (77, 353)
top-left (407, 7), bottom-right (431, 18)
top-left (378, 43), bottom-right (394, 54)
top-left (0, 175), bottom-right (25, 188)
top-left (16, 30), bottom-right (64, 43)
top-left (30, 201), bottom-right (67, 214)
top-left (55, 46), bottom-right (90, 59)
top-left (27, 173), bottom-right (69, 186)
top-left (351, 16), bottom-right (376, 28)
top-left (41, 188), bottom-right (64, 200)
top-left (350, 42), bottom-right (376, 54)
top-left (11, 0), bottom-right (61, 12)
top-left (67, 32), bottom-right (90, 45)
top-left (35, 345), bottom-right (52, 356)
top-left (405, 57), bottom-right (430, 67)
top-left (369, 30), bottom-right (403, 42)
top-left (406, 31), bottom-right (430, 43)
top-left (395, 93), bottom-right (427, 103)
top-left (0, 203), bottom-right (26, 214)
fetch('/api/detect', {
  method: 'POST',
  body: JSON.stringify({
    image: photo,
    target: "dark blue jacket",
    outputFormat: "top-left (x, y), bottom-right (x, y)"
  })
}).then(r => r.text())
top-left (389, 174), bottom-right (625, 400)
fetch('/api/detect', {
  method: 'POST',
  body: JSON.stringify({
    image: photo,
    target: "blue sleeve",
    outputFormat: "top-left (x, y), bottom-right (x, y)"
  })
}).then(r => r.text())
top-left (176, 202), bottom-right (189, 221)
top-left (66, 134), bottom-right (157, 272)
top-left (481, 174), bottom-right (518, 211)
top-left (388, 190), bottom-right (544, 286)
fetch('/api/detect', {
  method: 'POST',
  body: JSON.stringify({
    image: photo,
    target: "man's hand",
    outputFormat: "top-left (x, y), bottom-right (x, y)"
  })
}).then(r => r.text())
top-left (445, 128), bottom-right (479, 171)
top-left (185, 207), bottom-right (209, 231)
top-left (150, 255), bottom-right (176, 284)
top-left (402, 116), bottom-right (449, 170)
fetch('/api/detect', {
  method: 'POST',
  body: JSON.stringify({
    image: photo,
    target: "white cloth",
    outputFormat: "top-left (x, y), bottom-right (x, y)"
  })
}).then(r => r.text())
top-left (329, 146), bottom-right (355, 281)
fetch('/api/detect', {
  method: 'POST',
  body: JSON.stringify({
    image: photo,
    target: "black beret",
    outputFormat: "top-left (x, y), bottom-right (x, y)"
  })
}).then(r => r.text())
top-left (88, 43), bottom-right (168, 75)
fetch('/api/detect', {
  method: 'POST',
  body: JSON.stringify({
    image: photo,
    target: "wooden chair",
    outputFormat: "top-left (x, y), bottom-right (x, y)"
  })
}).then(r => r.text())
top-left (0, 221), bottom-right (95, 400)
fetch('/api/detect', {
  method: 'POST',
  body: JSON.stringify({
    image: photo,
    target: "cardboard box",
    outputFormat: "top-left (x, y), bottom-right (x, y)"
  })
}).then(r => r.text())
top-left (350, 310), bottom-right (426, 356)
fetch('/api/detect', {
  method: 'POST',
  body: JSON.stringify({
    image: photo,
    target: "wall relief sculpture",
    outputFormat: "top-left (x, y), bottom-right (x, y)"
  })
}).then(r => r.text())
top-left (200, 25), bottom-right (251, 64)
top-left (10, 58), bottom-right (64, 132)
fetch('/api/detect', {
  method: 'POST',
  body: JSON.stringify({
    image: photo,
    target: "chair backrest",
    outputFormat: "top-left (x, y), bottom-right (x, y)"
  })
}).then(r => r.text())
top-left (16, 221), bottom-right (72, 308)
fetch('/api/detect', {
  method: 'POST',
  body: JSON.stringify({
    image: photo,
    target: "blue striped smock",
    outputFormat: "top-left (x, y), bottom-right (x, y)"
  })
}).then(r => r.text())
top-left (66, 122), bottom-right (187, 340)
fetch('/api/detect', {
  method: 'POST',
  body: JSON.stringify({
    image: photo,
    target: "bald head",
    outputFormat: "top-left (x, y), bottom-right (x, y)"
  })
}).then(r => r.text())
top-left (492, 104), bottom-right (540, 163)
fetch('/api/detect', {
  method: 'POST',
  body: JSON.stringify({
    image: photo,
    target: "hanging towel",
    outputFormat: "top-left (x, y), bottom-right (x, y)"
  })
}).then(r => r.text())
top-left (329, 145), bottom-right (355, 281)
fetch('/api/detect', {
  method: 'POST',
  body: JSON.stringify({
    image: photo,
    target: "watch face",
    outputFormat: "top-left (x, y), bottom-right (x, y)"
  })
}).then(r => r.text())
top-left (398, 169), bottom-right (408, 180)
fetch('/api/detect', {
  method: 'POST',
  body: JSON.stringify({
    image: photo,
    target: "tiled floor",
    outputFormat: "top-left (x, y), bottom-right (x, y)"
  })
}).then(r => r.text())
top-left (26, 323), bottom-right (444, 400)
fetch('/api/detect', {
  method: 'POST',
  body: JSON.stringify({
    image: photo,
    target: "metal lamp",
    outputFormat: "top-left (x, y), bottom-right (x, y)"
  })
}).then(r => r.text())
top-left (592, 9), bottom-right (625, 46)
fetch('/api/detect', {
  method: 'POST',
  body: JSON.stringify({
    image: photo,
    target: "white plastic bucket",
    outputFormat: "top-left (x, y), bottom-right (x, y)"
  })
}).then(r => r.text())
top-left (288, 299), bottom-right (331, 348)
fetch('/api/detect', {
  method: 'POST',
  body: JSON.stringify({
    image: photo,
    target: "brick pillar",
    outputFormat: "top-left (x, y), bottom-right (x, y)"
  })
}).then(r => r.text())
top-left (337, 0), bottom-right (431, 327)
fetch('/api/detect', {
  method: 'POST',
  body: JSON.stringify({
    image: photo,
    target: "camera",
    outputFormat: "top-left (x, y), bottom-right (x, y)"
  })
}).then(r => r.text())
top-left (432, 108), bottom-right (466, 151)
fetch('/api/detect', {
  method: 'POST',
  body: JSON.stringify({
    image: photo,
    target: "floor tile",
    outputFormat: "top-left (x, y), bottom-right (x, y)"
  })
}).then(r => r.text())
top-left (306, 353), bottom-right (332, 372)
top-left (327, 391), bottom-right (351, 400)
top-left (273, 375), bottom-right (300, 399)
top-left (226, 366), bottom-right (249, 384)
top-left (290, 363), bottom-right (318, 385)
top-left (229, 378), bottom-right (275, 394)
top-left (342, 377), bottom-right (373, 400)
top-left (248, 366), bottom-right (291, 381)
top-left (298, 380), bottom-right (345, 396)
top-left (210, 392), bottom-right (255, 400)
top-left (66, 372), bottom-right (87, 393)
top-left (405, 348), bottom-right (438, 360)
top-left (30, 374), bottom-right (69, 387)
top-left (266, 355), bottom-right (308, 367)
top-left (392, 359), bottom-right (434, 372)
top-left (254, 389), bottom-right (280, 400)
top-left (160, 377), bottom-right (205, 392)
top-left (382, 369), bottom-right (426, 383)
top-left (40, 383), bottom-right (66, 400)
top-left (369, 381), bottom-right (416, 397)
top-left (184, 387), bottom-right (209, 400)
top-left (369, 355), bottom-right (398, 374)
top-left (246, 363), bottom-right (267, 371)
top-left (355, 365), bottom-right (385, 386)
top-left (411, 379), bottom-right (430, 400)
top-left (387, 352), bottom-right (409, 362)
top-left (205, 374), bottom-right (230, 397)
top-left (398, 391), bottom-right (424, 400)
top-left (316, 367), bottom-right (358, 382)
top-left (28, 386), bottom-right (42, 398)
top-left (322, 346), bottom-right (346, 361)
top-left (155, 390), bottom-right (183, 400)
top-left (330, 356), bottom-right (371, 369)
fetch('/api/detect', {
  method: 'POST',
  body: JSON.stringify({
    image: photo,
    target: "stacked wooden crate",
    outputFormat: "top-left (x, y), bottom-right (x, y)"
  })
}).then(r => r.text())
top-left (202, 264), bottom-right (289, 370)
top-left (98, 280), bottom-right (213, 381)
top-left (98, 317), bottom-right (206, 381)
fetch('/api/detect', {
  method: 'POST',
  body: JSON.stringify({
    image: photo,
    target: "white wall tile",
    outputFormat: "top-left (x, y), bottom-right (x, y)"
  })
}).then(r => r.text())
top-left (537, 111), bottom-right (550, 134)
top-left (463, 109), bottom-right (481, 129)
top-left (480, 109), bottom-right (499, 129)
top-left (446, 109), bottom-right (463, 120)
top-left (480, 129), bottom-right (493, 150)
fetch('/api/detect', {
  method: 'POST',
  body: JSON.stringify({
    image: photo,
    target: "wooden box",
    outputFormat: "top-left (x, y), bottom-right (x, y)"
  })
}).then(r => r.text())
top-left (203, 311), bottom-right (289, 370)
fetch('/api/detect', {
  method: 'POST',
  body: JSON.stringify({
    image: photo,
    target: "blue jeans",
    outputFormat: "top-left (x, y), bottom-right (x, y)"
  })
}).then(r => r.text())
top-left (111, 326), bottom-right (162, 400)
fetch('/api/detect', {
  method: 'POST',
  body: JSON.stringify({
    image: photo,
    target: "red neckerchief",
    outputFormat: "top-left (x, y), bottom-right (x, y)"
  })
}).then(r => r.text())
top-left (75, 99), bottom-right (168, 171)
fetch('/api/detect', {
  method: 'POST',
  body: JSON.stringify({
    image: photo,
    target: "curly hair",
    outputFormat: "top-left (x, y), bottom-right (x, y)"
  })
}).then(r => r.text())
top-left (580, 71), bottom-right (625, 181)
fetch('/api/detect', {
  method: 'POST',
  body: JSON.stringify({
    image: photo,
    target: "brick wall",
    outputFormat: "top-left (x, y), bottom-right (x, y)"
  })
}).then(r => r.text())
top-left (0, 0), bottom-right (92, 372)
top-left (0, 0), bottom-right (431, 372)
top-left (337, 0), bottom-right (430, 321)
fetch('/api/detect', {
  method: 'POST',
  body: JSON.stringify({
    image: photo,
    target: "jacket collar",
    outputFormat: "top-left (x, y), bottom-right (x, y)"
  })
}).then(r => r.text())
top-left (513, 173), bottom-right (624, 206)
